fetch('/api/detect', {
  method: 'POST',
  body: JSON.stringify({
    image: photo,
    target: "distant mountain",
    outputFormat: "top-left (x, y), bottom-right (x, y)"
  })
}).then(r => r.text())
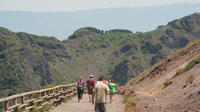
top-left (0, 12), bottom-right (200, 98)
top-left (0, 4), bottom-right (200, 40)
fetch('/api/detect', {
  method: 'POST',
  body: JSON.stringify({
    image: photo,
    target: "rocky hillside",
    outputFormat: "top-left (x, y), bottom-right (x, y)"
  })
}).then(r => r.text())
top-left (0, 13), bottom-right (200, 98)
top-left (125, 40), bottom-right (200, 112)
top-left (0, 29), bottom-right (72, 97)
top-left (63, 12), bottom-right (200, 84)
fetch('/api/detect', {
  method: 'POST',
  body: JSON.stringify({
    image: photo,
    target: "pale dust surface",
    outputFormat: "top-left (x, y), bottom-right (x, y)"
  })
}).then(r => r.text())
top-left (48, 94), bottom-right (125, 112)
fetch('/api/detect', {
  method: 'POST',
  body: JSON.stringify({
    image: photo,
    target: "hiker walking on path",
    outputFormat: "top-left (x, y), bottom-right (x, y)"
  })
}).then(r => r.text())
top-left (109, 80), bottom-right (116, 103)
top-left (92, 75), bottom-right (110, 112)
top-left (87, 74), bottom-right (95, 102)
top-left (77, 76), bottom-right (85, 102)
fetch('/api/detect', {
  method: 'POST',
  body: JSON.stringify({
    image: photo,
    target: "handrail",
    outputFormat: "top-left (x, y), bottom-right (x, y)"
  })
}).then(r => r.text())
top-left (0, 83), bottom-right (77, 112)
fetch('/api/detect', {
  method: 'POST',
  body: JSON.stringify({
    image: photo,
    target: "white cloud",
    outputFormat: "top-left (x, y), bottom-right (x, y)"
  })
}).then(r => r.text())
top-left (0, 0), bottom-right (200, 12)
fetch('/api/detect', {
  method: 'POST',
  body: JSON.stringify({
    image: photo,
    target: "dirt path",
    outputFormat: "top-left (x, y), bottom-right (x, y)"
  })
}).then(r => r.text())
top-left (48, 94), bottom-right (125, 112)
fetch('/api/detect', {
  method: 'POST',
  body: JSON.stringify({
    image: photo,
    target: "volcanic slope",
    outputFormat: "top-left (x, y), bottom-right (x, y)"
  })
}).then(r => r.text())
top-left (63, 12), bottom-right (200, 85)
top-left (126, 40), bottom-right (200, 112)
top-left (0, 13), bottom-right (200, 98)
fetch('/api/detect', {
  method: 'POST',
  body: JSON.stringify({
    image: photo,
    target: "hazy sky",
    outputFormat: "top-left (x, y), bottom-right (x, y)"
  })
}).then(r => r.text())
top-left (1, 0), bottom-right (200, 12)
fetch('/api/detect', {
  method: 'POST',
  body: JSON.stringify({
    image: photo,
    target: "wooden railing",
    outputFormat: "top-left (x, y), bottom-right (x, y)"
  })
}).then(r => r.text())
top-left (0, 83), bottom-right (77, 112)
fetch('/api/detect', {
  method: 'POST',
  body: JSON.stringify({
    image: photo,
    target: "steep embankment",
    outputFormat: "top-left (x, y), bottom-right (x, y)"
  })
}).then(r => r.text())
top-left (126, 41), bottom-right (200, 112)
top-left (0, 13), bottom-right (200, 98)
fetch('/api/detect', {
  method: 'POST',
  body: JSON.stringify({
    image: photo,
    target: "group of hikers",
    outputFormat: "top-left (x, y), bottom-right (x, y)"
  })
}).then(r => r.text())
top-left (76, 75), bottom-right (117, 112)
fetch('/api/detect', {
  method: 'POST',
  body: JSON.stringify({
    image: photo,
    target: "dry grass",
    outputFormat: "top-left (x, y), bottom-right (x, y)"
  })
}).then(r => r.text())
top-left (185, 74), bottom-right (194, 84)
top-left (174, 57), bottom-right (200, 78)
top-left (128, 40), bottom-right (200, 86)
top-left (124, 90), bottom-right (140, 112)
top-left (162, 79), bottom-right (173, 89)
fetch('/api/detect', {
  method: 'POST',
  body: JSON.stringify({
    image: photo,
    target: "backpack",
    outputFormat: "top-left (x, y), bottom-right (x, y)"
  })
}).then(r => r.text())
top-left (78, 80), bottom-right (84, 91)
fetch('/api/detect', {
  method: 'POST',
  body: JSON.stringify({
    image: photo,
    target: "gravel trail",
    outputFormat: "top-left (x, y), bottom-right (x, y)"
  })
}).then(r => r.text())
top-left (48, 94), bottom-right (125, 112)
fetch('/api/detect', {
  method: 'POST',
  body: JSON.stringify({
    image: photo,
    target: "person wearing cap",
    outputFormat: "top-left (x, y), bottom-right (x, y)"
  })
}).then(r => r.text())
top-left (87, 74), bottom-right (95, 102)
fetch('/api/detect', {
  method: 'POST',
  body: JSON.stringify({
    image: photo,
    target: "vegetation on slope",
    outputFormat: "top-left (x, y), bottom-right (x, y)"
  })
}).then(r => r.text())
top-left (65, 13), bottom-right (200, 85)
top-left (124, 39), bottom-right (200, 112)
top-left (0, 13), bottom-right (200, 98)
top-left (0, 28), bottom-right (71, 98)
top-left (127, 40), bottom-right (200, 85)
top-left (175, 56), bottom-right (200, 77)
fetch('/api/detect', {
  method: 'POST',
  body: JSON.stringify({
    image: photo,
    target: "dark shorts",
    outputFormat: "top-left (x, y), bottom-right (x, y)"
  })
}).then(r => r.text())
top-left (88, 89), bottom-right (93, 95)
top-left (95, 103), bottom-right (106, 112)
top-left (77, 89), bottom-right (84, 99)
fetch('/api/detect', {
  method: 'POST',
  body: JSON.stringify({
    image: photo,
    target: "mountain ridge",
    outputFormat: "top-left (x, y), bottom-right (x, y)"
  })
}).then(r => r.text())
top-left (0, 12), bottom-right (200, 98)
top-left (0, 3), bottom-right (200, 40)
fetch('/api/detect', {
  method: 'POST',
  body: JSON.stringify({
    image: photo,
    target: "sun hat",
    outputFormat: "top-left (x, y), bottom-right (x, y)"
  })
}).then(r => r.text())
top-left (89, 74), bottom-right (93, 78)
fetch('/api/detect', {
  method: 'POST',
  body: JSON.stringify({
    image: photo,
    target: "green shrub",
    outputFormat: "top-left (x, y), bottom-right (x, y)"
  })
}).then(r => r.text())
top-left (137, 76), bottom-right (145, 83)
top-left (31, 103), bottom-right (52, 112)
top-left (184, 58), bottom-right (200, 71)
top-left (16, 108), bottom-right (24, 112)
top-left (0, 104), bottom-right (3, 112)
top-left (123, 90), bottom-right (140, 112)
top-left (43, 85), bottom-right (55, 89)
top-left (0, 109), bottom-right (4, 112)
top-left (175, 57), bottom-right (200, 77)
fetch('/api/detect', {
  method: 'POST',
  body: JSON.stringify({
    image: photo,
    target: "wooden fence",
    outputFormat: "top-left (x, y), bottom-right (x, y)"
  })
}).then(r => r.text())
top-left (0, 83), bottom-right (77, 112)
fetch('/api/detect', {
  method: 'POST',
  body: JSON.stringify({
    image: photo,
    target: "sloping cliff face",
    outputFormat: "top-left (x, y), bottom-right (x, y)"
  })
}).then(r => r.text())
top-left (126, 40), bottom-right (200, 112)
top-left (0, 13), bottom-right (200, 98)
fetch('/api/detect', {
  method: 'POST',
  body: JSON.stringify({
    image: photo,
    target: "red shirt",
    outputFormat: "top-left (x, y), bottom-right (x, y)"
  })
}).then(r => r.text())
top-left (87, 78), bottom-right (95, 89)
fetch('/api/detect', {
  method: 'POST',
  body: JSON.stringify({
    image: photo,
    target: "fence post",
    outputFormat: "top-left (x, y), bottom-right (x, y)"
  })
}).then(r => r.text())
top-left (21, 96), bottom-right (25, 104)
top-left (4, 101), bottom-right (9, 111)
top-left (0, 83), bottom-right (77, 112)
top-left (38, 92), bottom-right (41, 99)
top-left (14, 98), bottom-right (17, 111)
top-left (14, 98), bottom-right (17, 105)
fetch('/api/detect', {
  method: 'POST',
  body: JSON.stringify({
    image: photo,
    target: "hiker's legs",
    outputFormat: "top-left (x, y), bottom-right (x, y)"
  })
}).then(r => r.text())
top-left (88, 94), bottom-right (91, 102)
top-left (95, 103), bottom-right (98, 112)
top-left (95, 103), bottom-right (106, 112)
top-left (110, 94), bottom-right (114, 103)
top-left (78, 89), bottom-right (83, 102)
top-left (80, 90), bottom-right (84, 100)
top-left (110, 94), bottom-right (112, 103)
top-left (78, 90), bottom-right (81, 102)
top-left (100, 103), bottom-right (106, 112)
top-left (88, 89), bottom-right (93, 102)
top-left (78, 91), bottom-right (80, 102)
